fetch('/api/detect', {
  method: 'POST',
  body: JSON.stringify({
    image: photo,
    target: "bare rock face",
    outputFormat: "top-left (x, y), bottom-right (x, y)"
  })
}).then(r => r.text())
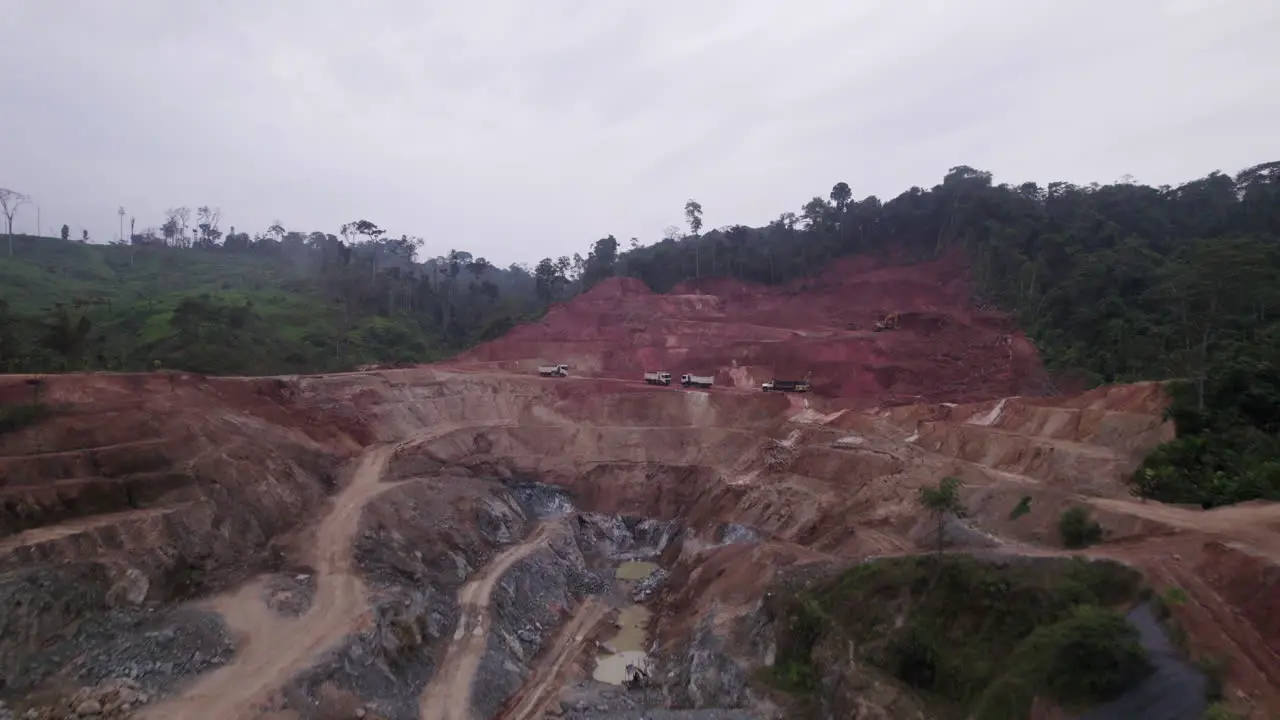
top-left (669, 613), bottom-right (752, 711)
top-left (0, 564), bottom-right (111, 693)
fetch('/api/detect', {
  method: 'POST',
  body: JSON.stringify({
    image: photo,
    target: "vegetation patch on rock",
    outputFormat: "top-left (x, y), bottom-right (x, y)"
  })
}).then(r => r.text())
top-left (765, 555), bottom-right (1149, 719)
top-left (1058, 507), bottom-right (1104, 549)
top-left (1132, 351), bottom-right (1280, 508)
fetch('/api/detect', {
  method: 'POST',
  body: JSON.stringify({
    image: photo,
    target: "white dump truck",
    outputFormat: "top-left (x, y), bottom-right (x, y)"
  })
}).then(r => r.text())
top-left (644, 371), bottom-right (672, 386)
top-left (539, 364), bottom-right (569, 377)
top-left (681, 374), bottom-right (714, 389)
top-left (762, 378), bottom-right (810, 392)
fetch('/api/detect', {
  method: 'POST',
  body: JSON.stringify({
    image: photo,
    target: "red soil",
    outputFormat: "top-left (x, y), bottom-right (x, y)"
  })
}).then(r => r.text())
top-left (454, 253), bottom-right (1048, 406)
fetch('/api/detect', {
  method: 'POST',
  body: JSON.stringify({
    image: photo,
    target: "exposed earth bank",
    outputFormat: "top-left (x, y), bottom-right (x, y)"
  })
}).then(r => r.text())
top-left (2, 256), bottom-right (1278, 719)
top-left (455, 253), bottom-right (1050, 405)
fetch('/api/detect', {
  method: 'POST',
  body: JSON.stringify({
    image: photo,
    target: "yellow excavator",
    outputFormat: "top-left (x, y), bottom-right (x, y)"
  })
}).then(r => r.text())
top-left (873, 312), bottom-right (900, 332)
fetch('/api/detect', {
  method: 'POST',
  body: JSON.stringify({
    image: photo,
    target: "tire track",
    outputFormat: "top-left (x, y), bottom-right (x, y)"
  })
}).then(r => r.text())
top-left (139, 446), bottom-right (396, 720)
top-left (499, 597), bottom-right (609, 720)
top-left (419, 523), bottom-right (555, 720)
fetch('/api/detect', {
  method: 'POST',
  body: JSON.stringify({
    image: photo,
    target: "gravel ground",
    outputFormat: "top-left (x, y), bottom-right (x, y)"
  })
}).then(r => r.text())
top-left (11, 678), bottom-right (157, 719)
top-left (633, 568), bottom-right (669, 602)
top-left (552, 678), bottom-right (767, 720)
top-left (713, 524), bottom-right (762, 546)
top-left (0, 563), bottom-right (113, 696)
top-left (262, 572), bottom-right (317, 616)
top-left (1, 606), bottom-right (232, 719)
top-left (10, 605), bottom-right (234, 700)
top-left (281, 584), bottom-right (459, 720)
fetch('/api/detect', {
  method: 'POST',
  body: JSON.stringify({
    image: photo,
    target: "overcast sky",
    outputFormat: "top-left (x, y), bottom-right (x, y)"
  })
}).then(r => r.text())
top-left (2, 0), bottom-right (1278, 265)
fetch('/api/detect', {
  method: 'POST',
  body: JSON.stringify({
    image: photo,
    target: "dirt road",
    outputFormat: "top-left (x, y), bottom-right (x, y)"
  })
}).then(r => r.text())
top-left (1088, 496), bottom-right (1280, 560)
top-left (419, 523), bottom-right (555, 720)
top-left (499, 596), bottom-right (609, 720)
top-left (139, 446), bottom-right (396, 720)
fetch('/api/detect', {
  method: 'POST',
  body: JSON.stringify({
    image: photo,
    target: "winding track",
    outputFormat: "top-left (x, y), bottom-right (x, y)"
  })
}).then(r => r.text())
top-left (498, 596), bottom-right (610, 720)
top-left (139, 446), bottom-right (397, 720)
top-left (418, 522), bottom-right (555, 720)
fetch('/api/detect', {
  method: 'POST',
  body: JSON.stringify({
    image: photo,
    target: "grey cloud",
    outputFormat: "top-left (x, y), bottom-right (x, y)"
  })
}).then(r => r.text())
top-left (1, 0), bottom-right (1278, 264)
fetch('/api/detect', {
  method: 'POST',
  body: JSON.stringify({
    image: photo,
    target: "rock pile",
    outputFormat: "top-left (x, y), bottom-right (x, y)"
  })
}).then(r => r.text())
top-left (15, 678), bottom-right (150, 719)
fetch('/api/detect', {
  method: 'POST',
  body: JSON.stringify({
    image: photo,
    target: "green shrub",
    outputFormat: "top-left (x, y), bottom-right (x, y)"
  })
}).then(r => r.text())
top-left (1009, 496), bottom-right (1032, 520)
top-left (0, 402), bottom-right (51, 437)
top-left (768, 594), bottom-right (827, 693)
top-left (1197, 656), bottom-right (1228, 702)
top-left (972, 605), bottom-right (1148, 718)
top-left (772, 660), bottom-right (820, 692)
top-left (1059, 507), bottom-right (1103, 549)
top-left (1204, 702), bottom-right (1246, 720)
top-left (1020, 605), bottom-right (1148, 704)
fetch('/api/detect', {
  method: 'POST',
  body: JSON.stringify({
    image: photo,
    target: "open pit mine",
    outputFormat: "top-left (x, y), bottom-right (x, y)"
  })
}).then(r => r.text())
top-left (2, 255), bottom-right (1278, 720)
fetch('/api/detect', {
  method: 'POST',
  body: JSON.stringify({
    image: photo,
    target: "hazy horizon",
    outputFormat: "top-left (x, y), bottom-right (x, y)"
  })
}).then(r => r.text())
top-left (3, 0), bottom-right (1278, 265)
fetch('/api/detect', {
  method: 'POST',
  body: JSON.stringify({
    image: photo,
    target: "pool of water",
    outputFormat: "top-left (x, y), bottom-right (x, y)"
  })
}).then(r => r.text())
top-left (592, 605), bottom-right (653, 685)
top-left (615, 560), bottom-right (660, 581)
top-left (593, 649), bottom-right (649, 685)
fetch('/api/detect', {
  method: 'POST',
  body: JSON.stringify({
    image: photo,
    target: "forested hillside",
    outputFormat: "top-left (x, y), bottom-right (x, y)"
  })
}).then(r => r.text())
top-left (545, 161), bottom-right (1280, 508)
top-left (0, 223), bottom-right (545, 375)
top-left (3, 162), bottom-right (1278, 506)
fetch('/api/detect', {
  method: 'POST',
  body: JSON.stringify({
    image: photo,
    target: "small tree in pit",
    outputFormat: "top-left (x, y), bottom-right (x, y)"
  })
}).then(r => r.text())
top-left (918, 476), bottom-right (966, 556)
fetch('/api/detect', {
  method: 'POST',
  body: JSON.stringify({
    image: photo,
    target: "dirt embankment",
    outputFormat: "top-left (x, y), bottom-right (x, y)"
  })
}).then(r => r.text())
top-left (453, 253), bottom-right (1048, 406)
top-left (0, 373), bottom-right (363, 699)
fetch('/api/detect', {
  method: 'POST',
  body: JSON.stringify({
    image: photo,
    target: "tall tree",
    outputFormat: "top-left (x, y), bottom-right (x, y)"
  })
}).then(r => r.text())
top-left (347, 219), bottom-right (385, 245)
top-left (165, 208), bottom-right (191, 247)
top-left (534, 257), bottom-right (559, 302)
top-left (801, 197), bottom-right (831, 230)
top-left (582, 235), bottom-right (620, 290)
top-left (196, 206), bottom-right (223, 248)
top-left (918, 476), bottom-right (965, 556)
top-left (684, 199), bottom-right (704, 235)
top-left (685, 200), bottom-right (704, 276)
top-left (830, 182), bottom-right (852, 211)
top-left (1, 187), bottom-right (30, 256)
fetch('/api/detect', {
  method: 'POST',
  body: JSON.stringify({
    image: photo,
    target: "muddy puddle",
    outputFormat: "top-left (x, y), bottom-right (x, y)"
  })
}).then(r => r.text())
top-left (592, 560), bottom-right (661, 685)
top-left (593, 605), bottom-right (652, 684)
top-left (615, 560), bottom-right (659, 581)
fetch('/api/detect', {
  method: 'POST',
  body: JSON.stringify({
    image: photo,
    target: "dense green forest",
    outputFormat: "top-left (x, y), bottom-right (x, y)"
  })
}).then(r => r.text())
top-left (2, 161), bottom-right (1278, 506)
top-left (0, 223), bottom-right (541, 375)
